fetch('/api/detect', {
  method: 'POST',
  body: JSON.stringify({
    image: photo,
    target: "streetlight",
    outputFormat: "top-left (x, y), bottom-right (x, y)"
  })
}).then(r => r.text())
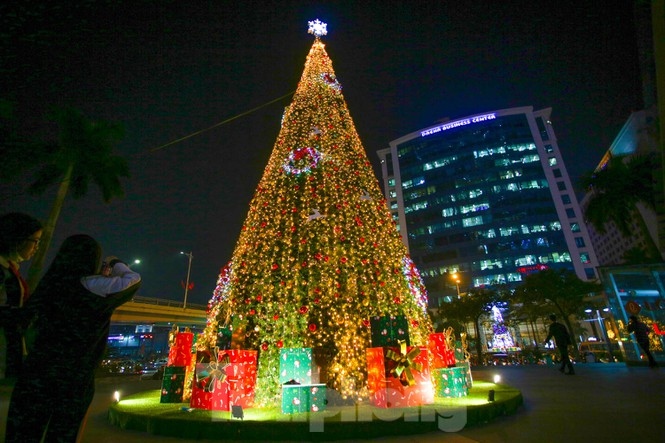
top-left (451, 272), bottom-right (461, 297)
top-left (180, 251), bottom-right (193, 309)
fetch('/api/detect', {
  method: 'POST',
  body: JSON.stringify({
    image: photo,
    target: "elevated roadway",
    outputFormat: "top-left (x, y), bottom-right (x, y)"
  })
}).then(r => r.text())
top-left (111, 296), bottom-right (208, 326)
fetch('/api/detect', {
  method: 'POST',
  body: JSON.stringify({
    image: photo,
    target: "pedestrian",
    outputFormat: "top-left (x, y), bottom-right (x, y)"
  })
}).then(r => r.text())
top-left (544, 314), bottom-right (574, 375)
top-left (627, 315), bottom-right (657, 368)
top-left (0, 212), bottom-right (43, 380)
top-left (5, 234), bottom-right (141, 443)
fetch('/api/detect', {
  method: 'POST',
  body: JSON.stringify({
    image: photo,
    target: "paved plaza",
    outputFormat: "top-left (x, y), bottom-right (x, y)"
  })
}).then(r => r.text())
top-left (1, 363), bottom-right (663, 442)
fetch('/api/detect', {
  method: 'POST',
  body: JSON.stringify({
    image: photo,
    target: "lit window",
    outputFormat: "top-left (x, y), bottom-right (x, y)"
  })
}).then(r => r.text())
top-left (462, 216), bottom-right (484, 227)
top-left (548, 157), bottom-right (557, 166)
top-left (442, 207), bottom-right (456, 217)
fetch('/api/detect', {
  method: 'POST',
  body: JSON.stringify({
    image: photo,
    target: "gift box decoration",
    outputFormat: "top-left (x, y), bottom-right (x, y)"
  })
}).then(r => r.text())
top-left (433, 366), bottom-right (468, 398)
top-left (167, 331), bottom-right (194, 367)
top-left (279, 348), bottom-right (313, 385)
top-left (454, 340), bottom-right (466, 362)
top-left (428, 333), bottom-right (456, 368)
top-left (366, 344), bottom-right (433, 408)
top-left (220, 349), bottom-right (259, 408)
top-left (188, 349), bottom-right (258, 410)
top-left (281, 383), bottom-right (327, 414)
top-left (455, 361), bottom-right (473, 388)
top-left (370, 315), bottom-right (410, 347)
top-left (160, 366), bottom-right (186, 403)
top-left (190, 378), bottom-right (230, 410)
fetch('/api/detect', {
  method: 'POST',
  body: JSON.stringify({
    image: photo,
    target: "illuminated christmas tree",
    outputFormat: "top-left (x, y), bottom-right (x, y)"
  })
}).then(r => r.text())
top-left (488, 305), bottom-right (519, 352)
top-left (201, 20), bottom-right (432, 406)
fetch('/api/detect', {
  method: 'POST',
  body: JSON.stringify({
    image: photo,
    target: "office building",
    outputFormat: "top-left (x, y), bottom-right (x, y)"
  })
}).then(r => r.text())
top-left (377, 106), bottom-right (599, 307)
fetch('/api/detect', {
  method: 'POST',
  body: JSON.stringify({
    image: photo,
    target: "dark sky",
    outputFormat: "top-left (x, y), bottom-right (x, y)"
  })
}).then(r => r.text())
top-left (1, 1), bottom-right (642, 306)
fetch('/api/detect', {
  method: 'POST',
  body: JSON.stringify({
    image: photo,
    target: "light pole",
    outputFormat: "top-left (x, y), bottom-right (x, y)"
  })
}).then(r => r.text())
top-left (180, 251), bottom-right (193, 309)
top-left (451, 272), bottom-right (461, 297)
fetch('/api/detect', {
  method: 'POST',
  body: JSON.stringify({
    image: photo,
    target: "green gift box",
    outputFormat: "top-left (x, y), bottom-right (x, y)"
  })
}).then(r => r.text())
top-left (455, 361), bottom-right (473, 388)
top-left (160, 366), bottom-right (186, 403)
top-left (279, 348), bottom-right (312, 385)
top-left (281, 383), bottom-right (327, 414)
top-left (432, 366), bottom-right (468, 398)
top-left (454, 340), bottom-right (465, 362)
top-left (370, 315), bottom-right (410, 347)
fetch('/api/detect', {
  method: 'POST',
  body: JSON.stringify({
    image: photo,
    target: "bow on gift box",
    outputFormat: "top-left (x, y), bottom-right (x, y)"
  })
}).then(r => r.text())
top-left (197, 347), bottom-right (230, 392)
top-left (385, 340), bottom-right (422, 386)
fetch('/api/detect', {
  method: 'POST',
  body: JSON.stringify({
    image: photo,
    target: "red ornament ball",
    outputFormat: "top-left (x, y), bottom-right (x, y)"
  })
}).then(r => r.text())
top-left (261, 342), bottom-right (269, 351)
top-left (276, 340), bottom-right (284, 348)
top-left (308, 323), bottom-right (317, 332)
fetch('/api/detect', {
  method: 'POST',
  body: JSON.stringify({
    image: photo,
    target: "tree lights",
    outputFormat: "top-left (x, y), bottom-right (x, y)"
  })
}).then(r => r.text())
top-left (201, 20), bottom-right (433, 405)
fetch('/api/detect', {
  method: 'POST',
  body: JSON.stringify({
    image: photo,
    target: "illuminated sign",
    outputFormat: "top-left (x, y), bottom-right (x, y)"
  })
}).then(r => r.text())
top-left (516, 264), bottom-right (549, 275)
top-left (421, 113), bottom-right (496, 137)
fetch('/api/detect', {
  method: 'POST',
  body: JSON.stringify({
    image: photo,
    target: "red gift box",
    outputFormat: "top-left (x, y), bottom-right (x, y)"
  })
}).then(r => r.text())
top-left (366, 346), bottom-right (434, 408)
top-left (428, 333), bottom-right (456, 369)
top-left (167, 332), bottom-right (194, 367)
top-left (190, 378), bottom-right (230, 410)
top-left (189, 349), bottom-right (258, 411)
top-left (219, 349), bottom-right (258, 408)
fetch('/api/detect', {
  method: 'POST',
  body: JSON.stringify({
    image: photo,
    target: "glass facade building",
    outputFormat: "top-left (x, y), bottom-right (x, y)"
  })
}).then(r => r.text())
top-left (377, 107), bottom-right (599, 307)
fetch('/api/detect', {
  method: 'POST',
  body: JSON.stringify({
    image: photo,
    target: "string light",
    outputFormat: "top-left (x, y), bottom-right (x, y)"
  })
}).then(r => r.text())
top-left (198, 21), bottom-right (433, 406)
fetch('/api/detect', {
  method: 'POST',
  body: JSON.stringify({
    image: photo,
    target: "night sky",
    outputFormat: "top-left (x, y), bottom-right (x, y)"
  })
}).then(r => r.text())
top-left (1, 1), bottom-right (643, 306)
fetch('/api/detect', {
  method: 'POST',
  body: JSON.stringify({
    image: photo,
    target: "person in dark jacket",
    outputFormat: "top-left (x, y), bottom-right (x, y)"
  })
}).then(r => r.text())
top-left (0, 212), bottom-right (43, 379)
top-left (545, 314), bottom-right (575, 375)
top-left (5, 234), bottom-right (141, 443)
top-left (627, 315), bottom-right (657, 368)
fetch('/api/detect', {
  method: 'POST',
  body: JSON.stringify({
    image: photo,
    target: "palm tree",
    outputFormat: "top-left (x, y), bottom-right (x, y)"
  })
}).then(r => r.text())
top-left (25, 107), bottom-right (129, 290)
top-left (579, 153), bottom-right (661, 262)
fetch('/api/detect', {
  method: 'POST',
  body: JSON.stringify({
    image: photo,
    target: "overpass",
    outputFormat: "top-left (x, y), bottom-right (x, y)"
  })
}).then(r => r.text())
top-left (111, 295), bottom-right (208, 326)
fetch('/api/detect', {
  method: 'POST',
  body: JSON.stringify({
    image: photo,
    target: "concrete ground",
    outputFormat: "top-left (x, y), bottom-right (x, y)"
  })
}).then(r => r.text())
top-left (1, 363), bottom-right (663, 442)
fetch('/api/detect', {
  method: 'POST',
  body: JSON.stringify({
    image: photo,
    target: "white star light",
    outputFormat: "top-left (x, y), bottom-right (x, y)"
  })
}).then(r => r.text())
top-left (308, 19), bottom-right (328, 37)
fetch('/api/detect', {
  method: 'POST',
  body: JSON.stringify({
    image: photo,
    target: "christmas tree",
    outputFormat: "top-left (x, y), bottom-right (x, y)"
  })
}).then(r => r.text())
top-left (488, 305), bottom-right (519, 352)
top-left (201, 20), bottom-right (432, 406)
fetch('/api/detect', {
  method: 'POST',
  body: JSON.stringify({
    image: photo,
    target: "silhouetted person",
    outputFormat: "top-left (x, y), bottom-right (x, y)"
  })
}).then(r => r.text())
top-left (627, 315), bottom-right (657, 368)
top-left (545, 314), bottom-right (574, 375)
top-left (5, 235), bottom-right (141, 442)
top-left (0, 212), bottom-right (43, 379)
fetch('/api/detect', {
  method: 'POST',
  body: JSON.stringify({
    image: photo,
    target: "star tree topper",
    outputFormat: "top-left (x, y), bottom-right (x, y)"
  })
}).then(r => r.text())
top-left (308, 19), bottom-right (328, 37)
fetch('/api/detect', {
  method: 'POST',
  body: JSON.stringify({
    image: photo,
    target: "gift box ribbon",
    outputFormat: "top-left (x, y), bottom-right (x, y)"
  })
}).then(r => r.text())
top-left (385, 340), bottom-right (422, 386)
top-left (198, 347), bottom-right (230, 392)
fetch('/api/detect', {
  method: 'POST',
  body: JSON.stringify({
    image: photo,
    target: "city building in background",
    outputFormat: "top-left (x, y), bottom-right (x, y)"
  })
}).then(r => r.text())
top-left (580, 108), bottom-right (661, 266)
top-left (377, 106), bottom-right (599, 307)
